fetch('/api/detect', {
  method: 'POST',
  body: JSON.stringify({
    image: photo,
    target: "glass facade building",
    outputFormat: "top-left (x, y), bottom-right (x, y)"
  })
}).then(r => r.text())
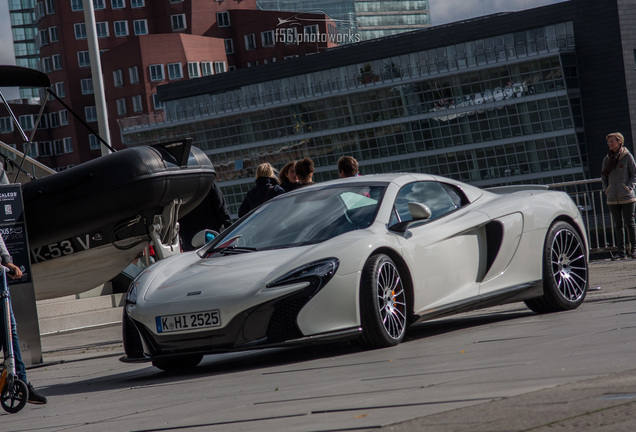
top-left (8, 0), bottom-right (40, 98)
top-left (256, 0), bottom-right (430, 41)
top-left (121, 21), bottom-right (586, 217)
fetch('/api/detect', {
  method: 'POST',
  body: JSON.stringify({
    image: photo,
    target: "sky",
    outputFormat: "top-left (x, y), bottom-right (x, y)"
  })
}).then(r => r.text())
top-left (0, 0), bottom-right (568, 99)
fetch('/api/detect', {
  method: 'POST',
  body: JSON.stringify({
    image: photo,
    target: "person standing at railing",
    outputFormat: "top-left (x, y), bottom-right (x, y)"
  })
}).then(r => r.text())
top-left (601, 132), bottom-right (636, 260)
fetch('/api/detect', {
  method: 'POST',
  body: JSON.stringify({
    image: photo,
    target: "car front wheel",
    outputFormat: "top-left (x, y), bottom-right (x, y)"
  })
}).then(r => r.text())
top-left (525, 221), bottom-right (588, 314)
top-left (360, 254), bottom-right (408, 348)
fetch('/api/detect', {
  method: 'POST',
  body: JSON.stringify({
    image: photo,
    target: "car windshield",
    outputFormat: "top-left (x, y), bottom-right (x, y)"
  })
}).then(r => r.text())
top-left (202, 184), bottom-right (386, 255)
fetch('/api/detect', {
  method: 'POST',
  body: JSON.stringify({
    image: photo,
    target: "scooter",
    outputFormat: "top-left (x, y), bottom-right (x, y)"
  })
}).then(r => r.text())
top-left (0, 265), bottom-right (27, 413)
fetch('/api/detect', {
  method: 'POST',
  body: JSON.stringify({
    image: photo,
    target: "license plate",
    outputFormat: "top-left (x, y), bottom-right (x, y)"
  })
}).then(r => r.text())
top-left (156, 310), bottom-right (221, 333)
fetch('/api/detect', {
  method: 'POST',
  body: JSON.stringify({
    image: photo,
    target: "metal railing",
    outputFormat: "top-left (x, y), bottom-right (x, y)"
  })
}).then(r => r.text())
top-left (548, 178), bottom-right (615, 256)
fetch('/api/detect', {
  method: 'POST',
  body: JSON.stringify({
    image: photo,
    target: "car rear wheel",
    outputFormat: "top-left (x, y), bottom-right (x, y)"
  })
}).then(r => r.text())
top-left (360, 254), bottom-right (408, 348)
top-left (152, 354), bottom-right (203, 372)
top-left (525, 221), bottom-right (588, 314)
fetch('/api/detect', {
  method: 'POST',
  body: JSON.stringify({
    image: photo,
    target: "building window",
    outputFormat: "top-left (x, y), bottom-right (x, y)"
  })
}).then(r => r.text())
top-left (24, 143), bottom-right (38, 158)
top-left (42, 57), bottom-right (52, 73)
top-left (113, 69), bottom-right (124, 87)
top-left (284, 27), bottom-right (298, 45)
top-left (93, 0), bottom-right (105, 9)
top-left (244, 33), bottom-right (256, 51)
top-left (40, 115), bottom-right (49, 129)
top-left (201, 62), bottom-right (212, 76)
top-left (54, 139), bottom-right (64, 155)
top-left (131, 0), bottom-right (144, 7)
top-left (171, 14), bottom-right (186, 31)
top-left (39, 141), bottom-right (53, 157)
top-left (304, 25), bottom-right (319, 36)
top-left (132, 95), bottom-right (143, 113)
top-left (89, 134), bottom-right (100, 150)
top-left (49, 26), bottom-right (59, 42)
top-left (64, 137), bottom-right (73, 153)
top-left (214, 61), bottom-right (226, 74)
top-left (149, 64), bottom-right (164, 81)
top-left (224, 39), bottom-right (234, 54)
top-left (85, 106), bottom-right (97, 122)
top-left (39, 29), bottom-right (49, 46)
top-left (129, 66), bottom-right (139, 84)
top-left (77, 51), bottom-right (90, 67)
top-left (0, 117), bottom-right (14, 134)
top-left (96, 21), bottom-right (109, 37)
top-left (53, 54), bottom-right (62, 70)
top-left (59, 110), bottom-right (69, 126)
top-left (74, 23), bottom-right (87, 39)
top-left (116, 98), bottom-right (127, 115)
top-left (55, 82), bottom-right (66, 97)
top-left (81, 78), bottom-right (94, 94)
top-left (71, 0), bottom-right (83, 12)
top-left (45, 0), bottom-right (55, 14)
top-left (133, 19), bottom-right (147, 35)
top-left (167, 63), bottom-right (183, 80)
top-left (188, 62), bottom-right (200, 78)
top-left (152, 94), bottom-right (164, 110)
top-left (261, 30), bottom-right (274, 47)
top-left (111, 0), bottom-right (125, 9)
top-left (114, 21), bottom-right (128, 37)
top-left (217, 11), bottom-right (230, 27)
top-left (18, 114), bottom-right (33, 130)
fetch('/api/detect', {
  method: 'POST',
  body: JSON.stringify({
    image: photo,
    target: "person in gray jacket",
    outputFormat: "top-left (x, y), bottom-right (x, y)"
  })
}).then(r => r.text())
top-left (601, 132), bottom-right (636, 260)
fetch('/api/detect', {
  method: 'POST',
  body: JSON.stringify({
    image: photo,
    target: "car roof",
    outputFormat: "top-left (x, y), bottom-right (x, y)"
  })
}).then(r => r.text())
top-left (301, 172), bottom-right (485, 202)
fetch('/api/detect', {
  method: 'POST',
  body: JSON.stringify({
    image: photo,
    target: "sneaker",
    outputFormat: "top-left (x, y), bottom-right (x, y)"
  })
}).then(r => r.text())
top-left (27, 383), bottom-right (47, 404)
top-left (612, 252), bottom-right (626, 261)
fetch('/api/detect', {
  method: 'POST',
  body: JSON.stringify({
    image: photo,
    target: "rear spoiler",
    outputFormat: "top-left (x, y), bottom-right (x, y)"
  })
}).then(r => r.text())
top-left (486, 185), bottom-right (550, 194)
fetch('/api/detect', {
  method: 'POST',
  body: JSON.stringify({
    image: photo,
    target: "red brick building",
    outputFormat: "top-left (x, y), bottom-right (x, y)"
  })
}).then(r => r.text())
top-left (0, 0), bottom-right (336, 170)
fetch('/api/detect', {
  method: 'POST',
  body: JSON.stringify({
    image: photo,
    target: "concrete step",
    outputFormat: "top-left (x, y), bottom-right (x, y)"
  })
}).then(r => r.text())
top-left (36, 293), bottom-right (125, 335)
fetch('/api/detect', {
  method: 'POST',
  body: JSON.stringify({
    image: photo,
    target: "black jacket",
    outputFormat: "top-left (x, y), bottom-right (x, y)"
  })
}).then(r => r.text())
top-left (238, 177), bottom-right (285, 218)
top-left (179, 181), bottom-right (232, 251)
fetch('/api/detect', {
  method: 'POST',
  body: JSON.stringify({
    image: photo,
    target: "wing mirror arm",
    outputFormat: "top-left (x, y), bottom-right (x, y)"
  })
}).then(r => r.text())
top-left (389, 203), bottom-right (432, 233)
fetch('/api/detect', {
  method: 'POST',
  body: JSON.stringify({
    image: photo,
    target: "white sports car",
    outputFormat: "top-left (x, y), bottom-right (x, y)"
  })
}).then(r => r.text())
top-left (121, 173), bottom-right (589, 371)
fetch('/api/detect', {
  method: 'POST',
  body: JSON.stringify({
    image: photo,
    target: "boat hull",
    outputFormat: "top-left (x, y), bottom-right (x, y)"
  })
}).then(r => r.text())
top-left (23, 142), bottom-right (216, 300)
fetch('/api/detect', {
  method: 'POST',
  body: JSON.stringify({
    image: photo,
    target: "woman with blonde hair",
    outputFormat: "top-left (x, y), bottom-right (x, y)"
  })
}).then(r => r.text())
top-left (238, 162), bottom-right (285, 217)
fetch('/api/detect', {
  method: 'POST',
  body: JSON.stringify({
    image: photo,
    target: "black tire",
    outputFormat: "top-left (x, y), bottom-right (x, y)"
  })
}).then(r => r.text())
top-left (152, 354), bottom-right (203, 372)
top-left (525, 221), bottom-right (588, 314)
top-left (359, 254), bottom-right (408, 348)
top-left (1, 378), bottom-right (28, 413)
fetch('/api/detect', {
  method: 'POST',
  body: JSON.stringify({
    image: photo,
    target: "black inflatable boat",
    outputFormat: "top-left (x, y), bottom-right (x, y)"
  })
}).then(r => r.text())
top-left (0, 65), bottom-right (215, 300)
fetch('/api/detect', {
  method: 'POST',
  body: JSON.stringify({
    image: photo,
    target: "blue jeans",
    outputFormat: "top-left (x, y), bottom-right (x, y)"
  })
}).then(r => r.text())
top-left (0, 293), bottom-right (27, 383)
top-left (609, 202), bottom-right (636, 254)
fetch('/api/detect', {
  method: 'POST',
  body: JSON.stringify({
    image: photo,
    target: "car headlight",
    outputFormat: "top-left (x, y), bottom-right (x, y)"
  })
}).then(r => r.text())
top-left (267, 258), bottom-right (339, 294)
top-left (126, 282), bottom-right (137, 304)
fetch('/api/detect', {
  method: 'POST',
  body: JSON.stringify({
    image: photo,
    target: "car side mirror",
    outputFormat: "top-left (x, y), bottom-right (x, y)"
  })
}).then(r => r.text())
top-left (389, 203), bottom-right (432, 233)
top-left (191, 229), bottom-right (219, 249)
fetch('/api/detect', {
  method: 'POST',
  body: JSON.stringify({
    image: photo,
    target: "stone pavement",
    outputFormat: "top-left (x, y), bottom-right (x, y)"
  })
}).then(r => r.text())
top-left (23, 257), bottom-right (636, 431)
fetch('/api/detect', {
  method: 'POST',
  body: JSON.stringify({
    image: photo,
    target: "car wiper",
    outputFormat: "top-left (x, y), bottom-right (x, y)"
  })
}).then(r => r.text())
top-left (216, 245), bottom-right (258, 256)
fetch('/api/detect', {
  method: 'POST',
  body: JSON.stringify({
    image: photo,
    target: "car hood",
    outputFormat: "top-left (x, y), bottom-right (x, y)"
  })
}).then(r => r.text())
top-left (142, 247), bottom-right (313, 304)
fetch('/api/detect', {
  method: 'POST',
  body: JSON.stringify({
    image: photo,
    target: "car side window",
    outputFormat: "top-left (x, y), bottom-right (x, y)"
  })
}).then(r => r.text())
top-left (390, 181), bottom-right (464, 225)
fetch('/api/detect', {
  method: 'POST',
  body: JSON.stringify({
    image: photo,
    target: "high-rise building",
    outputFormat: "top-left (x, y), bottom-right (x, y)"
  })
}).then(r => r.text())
top-left (256, 0), bottom-right (431, 42)
top-left (8, 0), bottom-right (40, 99)
top-left (1, 0), bottom-right (336, 170)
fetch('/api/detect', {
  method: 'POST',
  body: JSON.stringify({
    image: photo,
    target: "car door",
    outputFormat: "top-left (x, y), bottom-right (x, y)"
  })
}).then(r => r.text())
top-left (391, 181), bottom-right (490, 314)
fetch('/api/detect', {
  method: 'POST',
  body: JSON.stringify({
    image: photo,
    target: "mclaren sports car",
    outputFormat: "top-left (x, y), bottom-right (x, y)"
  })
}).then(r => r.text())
top-left (121, 173), bottom-right (589, 371)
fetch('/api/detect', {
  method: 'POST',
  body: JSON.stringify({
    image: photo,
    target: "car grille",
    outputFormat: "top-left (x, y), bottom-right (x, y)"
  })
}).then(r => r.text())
top-left (266, 291), bottom-right (312, 342)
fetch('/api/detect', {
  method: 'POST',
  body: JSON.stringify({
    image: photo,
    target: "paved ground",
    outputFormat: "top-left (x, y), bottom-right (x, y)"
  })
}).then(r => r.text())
top-left (7, 257), bottom-right (636, 431)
